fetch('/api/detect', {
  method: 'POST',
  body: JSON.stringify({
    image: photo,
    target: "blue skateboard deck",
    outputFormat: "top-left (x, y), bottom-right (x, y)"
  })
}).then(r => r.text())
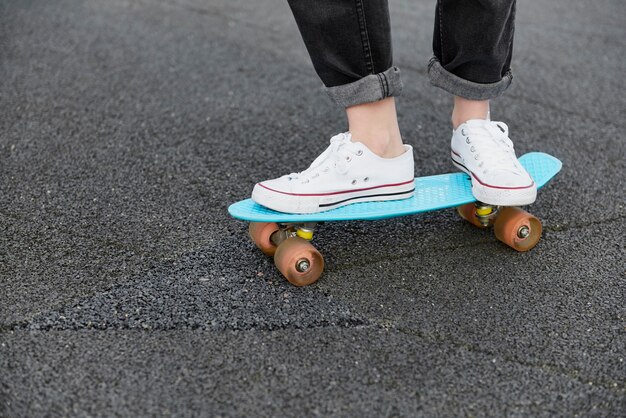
top-left (228, 152), bottom-right (562, 223)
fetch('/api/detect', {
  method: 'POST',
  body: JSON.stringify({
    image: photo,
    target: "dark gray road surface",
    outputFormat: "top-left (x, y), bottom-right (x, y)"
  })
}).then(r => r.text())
top-left (1, 0), bottom-right (625, 416)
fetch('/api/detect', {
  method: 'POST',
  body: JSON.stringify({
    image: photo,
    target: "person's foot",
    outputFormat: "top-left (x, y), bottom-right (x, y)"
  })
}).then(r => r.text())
top-left (451, 119), bottom-right (537, 206)
top-left (252, 132), bottom-right (415, 214)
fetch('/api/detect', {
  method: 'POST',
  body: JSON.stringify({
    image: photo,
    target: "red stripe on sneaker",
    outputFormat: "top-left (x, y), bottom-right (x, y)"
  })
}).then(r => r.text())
top-left (470, 173), bottom-right (535, 190)
top-left (451, 150), bottom-right (535, 190)
top-left (258, 179), bottom-right (415, 197)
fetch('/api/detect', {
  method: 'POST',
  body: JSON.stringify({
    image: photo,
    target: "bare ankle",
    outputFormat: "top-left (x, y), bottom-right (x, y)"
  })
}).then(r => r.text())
top-left (346, 97), bottom-right (405, 158)
top-left (452, 96), bottom-right (490, 129)
top-left (351, 130), bottom-right (405, 158)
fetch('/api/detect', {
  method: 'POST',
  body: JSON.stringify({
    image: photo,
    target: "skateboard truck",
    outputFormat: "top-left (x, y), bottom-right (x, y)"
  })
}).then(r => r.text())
top-left (474, 205), bottom-right (532, 239)
top-left (458, 202), bottom-right (499, 228)
top-left (474, 202), bottom-right (499, 227)
top-left (270, 222), bottom-right (317, 247)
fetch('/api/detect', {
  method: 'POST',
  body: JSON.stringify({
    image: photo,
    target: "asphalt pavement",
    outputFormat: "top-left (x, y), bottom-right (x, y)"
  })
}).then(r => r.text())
top-left (1, 0), bottom-right (625, 416)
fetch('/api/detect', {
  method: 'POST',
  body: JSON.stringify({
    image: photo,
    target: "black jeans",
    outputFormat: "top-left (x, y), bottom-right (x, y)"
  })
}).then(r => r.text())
top-left (287, 0), bottom-right (516, 107)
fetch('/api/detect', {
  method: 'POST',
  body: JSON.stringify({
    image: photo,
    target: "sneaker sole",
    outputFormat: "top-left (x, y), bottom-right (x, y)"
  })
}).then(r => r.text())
top-left (451, 155), bottom-right (537, 206)
top-left (252, 181), bottom-right (415, 214)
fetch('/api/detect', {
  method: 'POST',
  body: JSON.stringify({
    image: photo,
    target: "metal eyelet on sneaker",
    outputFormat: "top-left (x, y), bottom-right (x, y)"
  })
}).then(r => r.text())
top-left (461, 129), bottom-right (466, 136)
top-left (357, 150), bottom-right (363, 156)
top-left (363, 177), bottom-right (369, 182)
top-left (346, 156), bottom-right (352, 162)
top-left (351, 179), bottom-right (357, 185)
top-left (470, 146), bottom-right (475, 152)
top-left (474, 154), bottom-right (480, 160)
top-left (466, 137), bottom-right (471, 144)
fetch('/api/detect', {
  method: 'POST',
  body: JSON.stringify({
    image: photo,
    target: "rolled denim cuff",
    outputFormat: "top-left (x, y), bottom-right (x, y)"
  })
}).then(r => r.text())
top-left (325, 66), bottom-right (403, 108)
top-left (428, 57), bottom-right (512, 100)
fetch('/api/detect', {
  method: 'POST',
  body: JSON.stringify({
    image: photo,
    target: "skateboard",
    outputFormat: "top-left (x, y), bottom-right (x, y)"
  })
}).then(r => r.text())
top-left (229, 152), bottom-right (562, 286)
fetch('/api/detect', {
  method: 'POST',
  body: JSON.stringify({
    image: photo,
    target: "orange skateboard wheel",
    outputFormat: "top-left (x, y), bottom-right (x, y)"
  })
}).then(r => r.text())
top-left (274, 237), bottom-right (324, 286)
top-left (493, 207), bottom-right (542, 252)
top-left (457, 203), bottom-right (490, 228)
top-left (248, 222), bottom-right (280, 256)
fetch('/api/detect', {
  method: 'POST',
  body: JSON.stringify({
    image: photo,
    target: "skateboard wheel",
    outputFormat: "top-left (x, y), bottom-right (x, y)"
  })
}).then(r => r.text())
top-left (493, 207), bottom-right (542, 252)
top-left (274, 237), bottom-right (324, 287)
top-left (249, 222), bottom-right (280, 256)
top-left (457, 203), bottom-right (489, 229)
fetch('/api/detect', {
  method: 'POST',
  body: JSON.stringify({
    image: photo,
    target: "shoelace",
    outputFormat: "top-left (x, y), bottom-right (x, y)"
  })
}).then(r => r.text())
top-left (285, 133), bottom-right (361, 183)
top-left (462, 122), bottom-right (521, 175)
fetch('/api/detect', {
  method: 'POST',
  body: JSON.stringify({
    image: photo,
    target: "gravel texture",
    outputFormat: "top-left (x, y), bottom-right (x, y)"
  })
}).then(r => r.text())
top-left (1, 0), bottom-right (624, 416)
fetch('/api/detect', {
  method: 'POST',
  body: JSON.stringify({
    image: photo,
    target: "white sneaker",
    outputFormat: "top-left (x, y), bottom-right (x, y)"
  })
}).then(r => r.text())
top-left (451, 119), bottom-right (537, 206)
top-left (252, 132), bottom-right (415, 213)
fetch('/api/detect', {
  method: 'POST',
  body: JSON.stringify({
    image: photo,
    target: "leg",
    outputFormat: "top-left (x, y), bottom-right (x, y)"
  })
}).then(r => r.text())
top-left (250, 1), bottom-right (415, 214)
top-left (430, 1), bottom-right (537, 206)
top-left (347, 97), bottom-right (404, 158)
top-left (451, 96), bottom-right (489, 129)
top-left (287, 0), bottom-right (404, 158)
top-left (430, 0), bottom-right (515, 127)
top-left (430, 0), bottom-right (516, 103)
